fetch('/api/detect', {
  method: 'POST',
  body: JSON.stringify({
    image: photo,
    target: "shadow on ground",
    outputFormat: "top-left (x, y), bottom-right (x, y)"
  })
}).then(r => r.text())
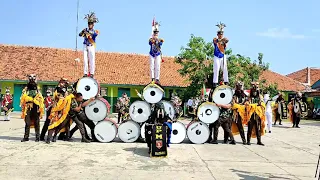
top-left (231, 169), bottom-right (293, 180)
top-left (123, 147), bottom-right (150, 157)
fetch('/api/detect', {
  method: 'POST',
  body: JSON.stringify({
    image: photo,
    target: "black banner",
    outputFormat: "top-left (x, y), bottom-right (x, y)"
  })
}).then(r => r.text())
top-left (151, 125), bottom-right (167, 157)
top-left (279, 102), bottom-right (288, 119)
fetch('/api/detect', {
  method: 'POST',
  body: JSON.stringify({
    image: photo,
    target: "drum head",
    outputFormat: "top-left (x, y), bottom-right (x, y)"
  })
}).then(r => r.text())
top-left (129, 101), bottom-right (151, 123)
top-left (212, 85), bottom-right (233, 105)
top-left (85, 99), bottom-right (108, 122)
top-left (76, 77), bottom-right (99, 100)
top-left (118, 121), bottom-right (140, 143)
top-left (143, 85), bottom-right (163, 104)
top-left (294, 103), bottom-right (299, 113)
top-left (94, 121), bottom-right (117, 143)
top-left (171, 121), bottom-right (186, 144)
top-left (161, 100), bottom-right (175, 120)
top-left (197, 102), bottom-right (220, 124)
top-left (140, 123), bottom-right (146, 139)
top-left (187, 122), bottom-right (210, 144)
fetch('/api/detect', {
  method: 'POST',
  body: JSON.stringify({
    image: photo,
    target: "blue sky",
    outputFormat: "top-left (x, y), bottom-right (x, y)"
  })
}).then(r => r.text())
top-left (1, 0), bottom-right (319, 75)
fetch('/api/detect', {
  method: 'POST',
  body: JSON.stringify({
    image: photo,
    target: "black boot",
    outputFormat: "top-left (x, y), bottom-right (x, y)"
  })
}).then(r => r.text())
top-left (242, 139), bottom-right (247, 145)
top-left (296, 125), bottom-right (300, 128)
top-left (83, 74), bottom-right (88, 77)
top-left (151, 78), bottom-right (155, 82)
top-left (81, 138), bottom-right (91, 143)
top-left (224, 82), bottom-right (229, 86)
top-left (257, 142), bottom-right (265, 146)
top-left (247, 141), bottom-right (251, 145)
top-left (21, 138), bottom-right (29, 142)
top-left (52, 136), bottom-right (57, 142)
top-left (212, 83), bottom-right (217, 89)
top-left (279, 120), bottom-right (282, 125)
top-left (210, 140), bottom-right (218, 144)
top-left (229, 140), bottom-right (236, 145)
top-left (45, 137), bottom-right (51, 144)
top-left (35, 137), bottom-right (40, 142)
top-left (155, 79), bottom-right (161, 85)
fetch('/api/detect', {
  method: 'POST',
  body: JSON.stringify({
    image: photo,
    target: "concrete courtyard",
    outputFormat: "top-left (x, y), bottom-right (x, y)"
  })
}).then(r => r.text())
top-left (0, 113), bottom-right (319, 180)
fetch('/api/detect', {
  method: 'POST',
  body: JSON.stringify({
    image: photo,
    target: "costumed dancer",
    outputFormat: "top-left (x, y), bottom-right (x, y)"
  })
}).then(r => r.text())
top-left (292, 92), bottom-right (303, 128)
top-left (246, 82), bottom-right (265, 146)
top-left (210, 101), bottom-right (236, 145)
top-left (20, 74), bottom-right (44, 142)
top-left (144, 102), bottom-right (172, 154)
top-left (287, 98), bottom-right (294, 125)
top-left (79, 11), bottom-right (99, 78)
top-left (115, 93), bottom-right (130, 124)
top-left (231, 81), bottom-right (247, 144)
top-left (149, 18), bottom-right (164, 85)
top-left (212, 22), bottom-right (229, 89)
top-left (1, 87), bottom-right (13, 121)
top-left (45, 85), bottom-right (73, 144)
top-left (273, 92), bottom-right (285, 125)
top-left (40, 78), bottom-right (69, 141)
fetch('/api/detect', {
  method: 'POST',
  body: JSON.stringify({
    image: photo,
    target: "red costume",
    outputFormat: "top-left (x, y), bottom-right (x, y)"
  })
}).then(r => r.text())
top-left (44, 96), bottom-right (53, 109)
top-left (1, 89), bottom-right (13, 121)
top-left (2, 94), bottom-right (13, 107)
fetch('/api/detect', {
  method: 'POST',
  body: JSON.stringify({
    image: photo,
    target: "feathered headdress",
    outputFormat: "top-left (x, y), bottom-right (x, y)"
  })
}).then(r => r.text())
top-left (85, 11), bottom-right (99, 24)
top-left (5, 87), bottom-right (10, 93)
top-left (216, 22), bottom-right (226, 34)
top-left (152, 17), bottom-right (160, 34)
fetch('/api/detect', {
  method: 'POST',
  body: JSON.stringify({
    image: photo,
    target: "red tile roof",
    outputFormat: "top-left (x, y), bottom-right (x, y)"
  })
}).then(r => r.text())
top-left (0, 44), bottom-right (306, 91)
top-left (0, 44), bottom-right (189, 87)
top-left (286, 67), bottom-right (320, 85)
top-left (260, 70), bottom-right (306, 91)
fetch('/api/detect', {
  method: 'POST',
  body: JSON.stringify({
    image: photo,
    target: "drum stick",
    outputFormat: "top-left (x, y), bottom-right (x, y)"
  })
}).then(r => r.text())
top-left (315, 148), bottom-right (320, 178)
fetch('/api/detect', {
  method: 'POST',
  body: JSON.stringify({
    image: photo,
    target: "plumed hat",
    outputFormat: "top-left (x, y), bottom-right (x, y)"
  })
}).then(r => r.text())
top-left (85, 11), bottom-right (99, 24)
top-left (216, 22), bottom-right (226, 34)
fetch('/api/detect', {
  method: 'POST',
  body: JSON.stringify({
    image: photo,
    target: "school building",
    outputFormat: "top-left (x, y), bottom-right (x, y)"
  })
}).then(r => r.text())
top-left (0, 44), bottom-right (317, 113)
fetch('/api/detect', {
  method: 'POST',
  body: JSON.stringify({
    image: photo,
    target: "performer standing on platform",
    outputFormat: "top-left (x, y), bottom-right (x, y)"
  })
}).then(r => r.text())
top-left (1, 87), bottom-right (13, 121)
top-left (231, 81), bottom-right (247, 144)
top-left (79, 11), bottom-right (99, 78)
top-left (246, 82), bottom-right (265, 146)
top-left (20, 74), bottom-right (44, 142)
top-left (212, 22), bottom-right (229, 89)
top-left (149, 18), bottom-right (164, 85)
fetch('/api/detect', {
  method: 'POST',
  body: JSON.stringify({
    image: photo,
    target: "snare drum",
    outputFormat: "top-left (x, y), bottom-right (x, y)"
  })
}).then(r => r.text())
top-left (212, 85), bottom-right (233, 105)
top-left (129, 101), bottom-right (151, 123)
top-left (187, 121), bottom-right (210, 144)
top-left (161, 100), bottom-right (175, 120)
top-left (170, 121), bottom-right (186, 144)
top-left (118, 120), bottom-right (141, 143)
top-left (76, 77), bottom-right (99, 100)
top-left (94, 120), bottom-right (118, 143)
top-left (143, 83), bottom-right (164, 104)
top-left (197, 102), bottom-right (220, 124)
top-left (85, 98), bottom-right (109, 122)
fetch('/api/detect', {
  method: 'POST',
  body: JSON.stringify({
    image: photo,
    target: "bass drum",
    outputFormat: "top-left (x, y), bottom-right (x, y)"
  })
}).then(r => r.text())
top-left (118, 120), bottom-right (141, 143)
top-left (278, 102), bottom-right (288, 119)
top-left (161, 100), bottom-right (175, 120)
top-left (129, 101), bottom-right (151, 123)
top-left (212, 85), bottom-right (233, 105)
top-left (143, 83), bottom-right (164, 104)
top-left (170, 121), bottom-right (186, 144)
top-left (76, 77), bottom-right (99, 100)
top-left (85, 98), bottom-right (109, 122)
top-left (197, 102), bottom-right (220, 124)
top-left (140, 122), bottom-right (146, 139)
top-left (187, 121), bottom-right (210, 144)
top-left (94, 120), bottom-right (118, 143)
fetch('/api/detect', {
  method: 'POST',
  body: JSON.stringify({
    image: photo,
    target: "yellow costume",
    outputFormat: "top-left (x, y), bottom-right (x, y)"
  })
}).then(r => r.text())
top-left (20, 88), bottom-right (44, 128)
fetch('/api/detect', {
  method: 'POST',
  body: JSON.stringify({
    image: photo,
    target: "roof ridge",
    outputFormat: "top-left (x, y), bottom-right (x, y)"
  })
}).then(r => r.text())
top-left (0, 44), bottom-right (175, 58)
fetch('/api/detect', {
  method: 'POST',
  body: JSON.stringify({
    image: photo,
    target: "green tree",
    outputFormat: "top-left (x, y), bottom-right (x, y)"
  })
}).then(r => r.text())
top-left (175, 34), bottom-right (277, 100)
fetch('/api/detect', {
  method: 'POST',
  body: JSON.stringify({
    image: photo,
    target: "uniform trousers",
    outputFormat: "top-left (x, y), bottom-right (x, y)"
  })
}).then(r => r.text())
top-left (149, 55), bottom-right (161, 80)
top-left (213, 55), bottom-right (229, 84)
top-left (83, 44), bottom-right (95, 75)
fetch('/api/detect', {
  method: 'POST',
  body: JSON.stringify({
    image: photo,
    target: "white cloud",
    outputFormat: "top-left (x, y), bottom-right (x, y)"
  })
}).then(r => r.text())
top-left (256, 28), bottom-right (306, 39)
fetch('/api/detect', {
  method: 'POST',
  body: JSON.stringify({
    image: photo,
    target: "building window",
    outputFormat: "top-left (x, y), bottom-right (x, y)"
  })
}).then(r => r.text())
top-left (100, 87), bottom-right (108, 96)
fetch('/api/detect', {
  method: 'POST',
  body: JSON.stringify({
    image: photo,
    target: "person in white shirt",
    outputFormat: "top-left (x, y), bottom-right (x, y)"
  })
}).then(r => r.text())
top-left (263, 92), bottom-right (281, 133)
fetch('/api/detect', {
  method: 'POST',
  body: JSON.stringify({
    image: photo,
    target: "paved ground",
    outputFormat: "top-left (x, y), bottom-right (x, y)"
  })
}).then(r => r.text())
top-left (0, 113), bottom-right (319, 180)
